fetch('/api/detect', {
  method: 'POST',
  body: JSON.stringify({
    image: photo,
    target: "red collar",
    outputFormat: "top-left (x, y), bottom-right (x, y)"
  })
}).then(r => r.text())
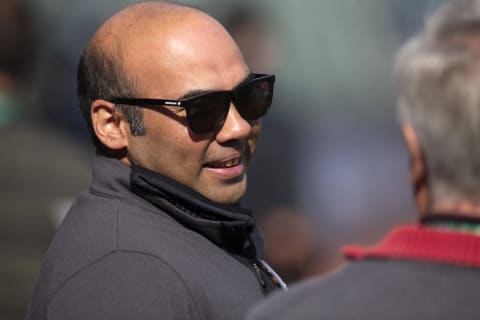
top-left (343, 224), bottom-right (480, 267)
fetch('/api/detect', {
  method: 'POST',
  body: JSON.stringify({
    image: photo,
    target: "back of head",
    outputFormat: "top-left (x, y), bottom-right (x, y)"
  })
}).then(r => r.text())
top-left (396, 0), bottom-right (480, 205)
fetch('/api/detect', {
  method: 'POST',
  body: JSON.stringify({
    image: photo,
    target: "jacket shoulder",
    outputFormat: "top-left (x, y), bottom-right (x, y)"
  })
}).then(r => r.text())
top-left (46, 251), bottom-right (202, 320)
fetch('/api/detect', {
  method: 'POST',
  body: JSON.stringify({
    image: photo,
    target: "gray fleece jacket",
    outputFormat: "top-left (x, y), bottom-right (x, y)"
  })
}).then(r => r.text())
top-left (26, 154), bottom-right (281, 320)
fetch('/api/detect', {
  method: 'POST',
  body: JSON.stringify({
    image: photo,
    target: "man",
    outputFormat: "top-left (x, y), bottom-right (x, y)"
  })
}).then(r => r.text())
top-left (245, 0), bottom-right (480, 319)
top-left (26, 2), bottom-right (283, 320)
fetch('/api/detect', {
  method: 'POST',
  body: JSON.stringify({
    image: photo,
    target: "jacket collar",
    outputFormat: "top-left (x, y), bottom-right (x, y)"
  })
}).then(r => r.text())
top-left (91, 154), bottom-right (264, 259)
top-left (90, 153), bottom-right (131, 197)
top-left (344, 224), bottom-right (480, 267)
top-left (126, 161), bottom-right (264, 259)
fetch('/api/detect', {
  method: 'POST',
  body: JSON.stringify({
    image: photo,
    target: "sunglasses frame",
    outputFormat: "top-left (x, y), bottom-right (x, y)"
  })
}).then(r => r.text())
top-left (111, 73), bottom-right (275, 134)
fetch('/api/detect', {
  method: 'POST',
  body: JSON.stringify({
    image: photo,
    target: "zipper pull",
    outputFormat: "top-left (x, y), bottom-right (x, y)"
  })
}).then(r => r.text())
top-left (251, 261), bottom-right (266, 288)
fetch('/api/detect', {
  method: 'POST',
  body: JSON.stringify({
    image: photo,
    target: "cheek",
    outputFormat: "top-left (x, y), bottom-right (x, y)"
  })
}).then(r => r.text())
top-left (151, 131), bottom-right (210, 175)
top-left (134, 111), bottom-right (216, 183)
top-left (131, 119), bottom-right (189, 170)
top-left (136, 135), bottom-right (205, 184)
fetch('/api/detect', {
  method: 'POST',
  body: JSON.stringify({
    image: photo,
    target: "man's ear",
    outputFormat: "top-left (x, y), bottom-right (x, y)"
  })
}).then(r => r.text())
top-left (91, 99), bottom-right (129, 151)
top-left (402, 124), bottom-right (429, 216)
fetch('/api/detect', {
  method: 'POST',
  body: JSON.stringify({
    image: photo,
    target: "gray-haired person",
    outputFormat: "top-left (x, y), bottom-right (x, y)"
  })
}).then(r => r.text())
top-left (245, 1), bottom-right (480, 319)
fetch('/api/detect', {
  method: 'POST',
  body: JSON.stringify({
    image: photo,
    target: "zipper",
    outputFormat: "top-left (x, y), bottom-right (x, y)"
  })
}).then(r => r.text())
top-left (245, 235), bottom-right (268, 290)
top-left (251, 260), bottom-right (267, 288)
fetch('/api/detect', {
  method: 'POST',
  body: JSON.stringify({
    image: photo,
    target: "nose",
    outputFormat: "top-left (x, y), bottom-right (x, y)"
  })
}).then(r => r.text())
top-left (215, 103), bottom-right (253, 143)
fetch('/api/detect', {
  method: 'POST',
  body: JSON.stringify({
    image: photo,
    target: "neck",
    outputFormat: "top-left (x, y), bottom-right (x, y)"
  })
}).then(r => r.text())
top-left (427, 220), bottom-right (480, 235)
top-left (430, 201), bottom-right (480, 218)
top-left (422, 212), bottom-right (480, 235)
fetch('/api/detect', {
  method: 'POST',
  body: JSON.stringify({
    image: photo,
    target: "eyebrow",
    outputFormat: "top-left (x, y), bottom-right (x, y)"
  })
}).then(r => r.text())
top-left (178, 73), bottom-right (254, 100)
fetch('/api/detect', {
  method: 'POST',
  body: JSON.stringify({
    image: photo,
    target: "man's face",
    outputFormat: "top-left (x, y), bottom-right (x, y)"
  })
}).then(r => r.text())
top-left (123, 15), bottom-right (261, 204)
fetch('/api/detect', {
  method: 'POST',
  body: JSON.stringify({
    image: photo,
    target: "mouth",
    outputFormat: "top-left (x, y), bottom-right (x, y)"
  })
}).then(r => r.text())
top-left (204, 156), bottom-right (245, 180)
top-left (204, 157), bottom-right (241, 169)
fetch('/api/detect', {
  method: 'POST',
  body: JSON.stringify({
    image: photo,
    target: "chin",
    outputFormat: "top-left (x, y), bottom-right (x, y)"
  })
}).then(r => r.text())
top-left (203, 175), bottom-right (246, 204)
top-left (208, 186), bottom-right (246, 205)
top-left (210, 193), bottom-right (243, 205)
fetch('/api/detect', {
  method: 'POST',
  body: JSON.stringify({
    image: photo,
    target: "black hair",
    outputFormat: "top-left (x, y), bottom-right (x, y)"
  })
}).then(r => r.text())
top-left (76, 45), bottom-right (145, 152)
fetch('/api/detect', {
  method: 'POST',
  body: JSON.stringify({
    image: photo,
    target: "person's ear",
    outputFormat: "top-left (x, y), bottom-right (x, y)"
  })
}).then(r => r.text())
top-left (91, 99), bottom-right (129, 151)
top-left (402, 124), bottom-right (429, 216)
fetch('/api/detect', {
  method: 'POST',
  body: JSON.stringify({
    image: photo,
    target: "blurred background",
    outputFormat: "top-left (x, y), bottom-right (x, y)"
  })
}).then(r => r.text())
top-left (1, 0), bottom-right (446, 318)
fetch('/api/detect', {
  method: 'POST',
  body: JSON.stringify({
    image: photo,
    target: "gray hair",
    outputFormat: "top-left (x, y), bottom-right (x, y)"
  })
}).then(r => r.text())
top-left (396, 0), bottom-right (480, 205)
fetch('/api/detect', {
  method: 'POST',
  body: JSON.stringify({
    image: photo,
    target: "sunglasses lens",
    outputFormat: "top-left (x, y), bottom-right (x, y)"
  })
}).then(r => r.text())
top-left (236, 78), bottom-right (273, 120)
top-left (187, 93), bottom-right (230, 134)
top-left (185, 75), bottom-right (274, 134)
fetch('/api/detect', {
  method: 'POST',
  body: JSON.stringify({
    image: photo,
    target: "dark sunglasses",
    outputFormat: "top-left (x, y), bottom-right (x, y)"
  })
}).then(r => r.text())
top-left (111, 73), bottom-right (275, 135)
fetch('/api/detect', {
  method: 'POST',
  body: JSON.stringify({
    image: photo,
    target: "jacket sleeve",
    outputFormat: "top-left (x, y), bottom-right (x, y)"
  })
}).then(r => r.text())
top-left (46, 251), bottom-right (201, 320)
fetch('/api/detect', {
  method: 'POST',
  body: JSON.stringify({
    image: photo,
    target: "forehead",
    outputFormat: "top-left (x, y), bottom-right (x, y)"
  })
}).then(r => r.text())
top-left (121, 13), bottom-right (249, 98)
